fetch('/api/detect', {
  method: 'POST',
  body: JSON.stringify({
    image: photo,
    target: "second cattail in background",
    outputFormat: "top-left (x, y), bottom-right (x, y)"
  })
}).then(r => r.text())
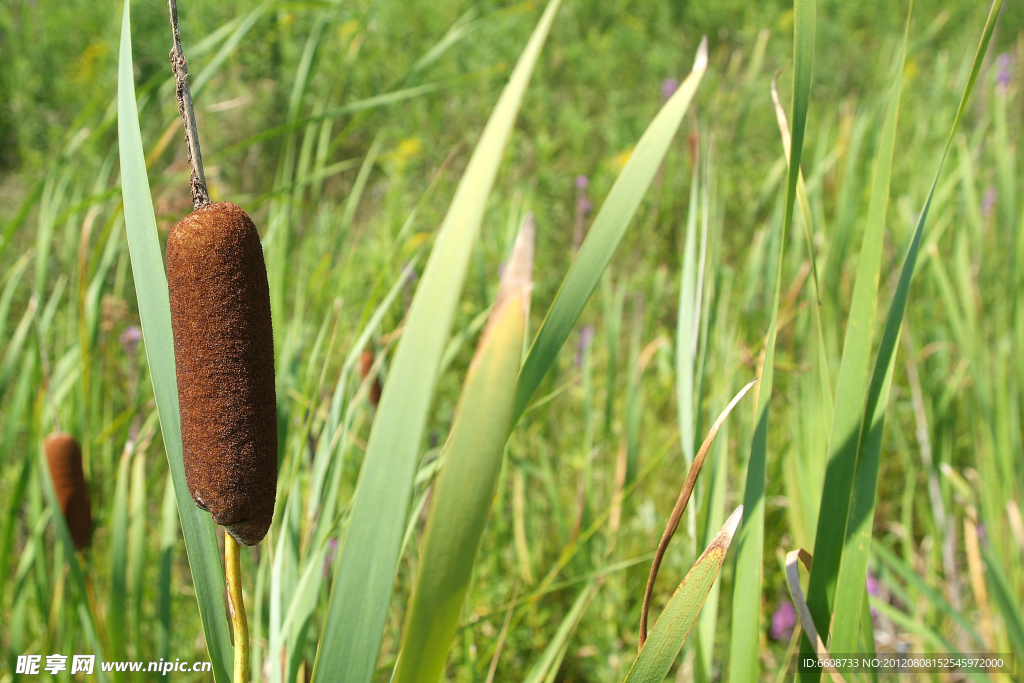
top-left (359, 348), bottom-right (382, 407)
top-left (166, 201), bottom-right (278, 546)
top-left (44, 433), bottom-right (92, 551)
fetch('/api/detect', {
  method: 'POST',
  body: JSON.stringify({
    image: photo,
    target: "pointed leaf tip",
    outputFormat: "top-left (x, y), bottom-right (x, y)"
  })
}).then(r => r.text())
top-left (498, 212), bottom-right (535, 304)
top-left (721, 504), bottom-right (743, 540)
top-left (700, 505), bottom-right (743, 563)
top-left (694, 37), bottom-right (708, 72)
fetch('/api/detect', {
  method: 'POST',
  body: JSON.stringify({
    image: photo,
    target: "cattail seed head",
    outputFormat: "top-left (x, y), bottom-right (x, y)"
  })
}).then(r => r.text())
top-left (166, 202), bottom-right (277, 546)
top-left (358, 349), bottom-right (382, 407)
top-left (44, 433), bottom-right (92, 551)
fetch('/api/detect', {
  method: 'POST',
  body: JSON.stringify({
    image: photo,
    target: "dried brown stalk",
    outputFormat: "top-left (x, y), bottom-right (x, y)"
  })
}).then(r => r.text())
top-left (167, 0), bottom-right (210, 210)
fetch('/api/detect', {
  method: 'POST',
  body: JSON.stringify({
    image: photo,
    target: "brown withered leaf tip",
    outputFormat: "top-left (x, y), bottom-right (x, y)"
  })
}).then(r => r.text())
top-left (44, 433), bottom-right (92, 551)
top-left (166, 201), bottom-right (278, 546)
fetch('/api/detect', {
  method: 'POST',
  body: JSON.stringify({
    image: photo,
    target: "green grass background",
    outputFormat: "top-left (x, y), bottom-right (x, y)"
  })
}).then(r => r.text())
top-left (1, 0), bottom-right (1022, 680)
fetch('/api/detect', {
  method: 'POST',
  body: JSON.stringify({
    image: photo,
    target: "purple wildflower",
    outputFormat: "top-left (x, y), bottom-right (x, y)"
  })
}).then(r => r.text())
top-left (982, 187), bottom-right (997, 219)
top-left (119, 326), bottom-right (142, 355)
top-left (866, 572), bottom-right (880, 617)
top-left (661, 78), bottom-right (679, 102)
top-left (770, 601), bottom-right (797, 641)
top-left (575, 174), bottom-right (589, 190)
top-left (977, 523), bottom-right (986, 543)
top-left (576, 325), bottom-right (595, 367)
top-left (996, 54), bottom-right (1011, 90)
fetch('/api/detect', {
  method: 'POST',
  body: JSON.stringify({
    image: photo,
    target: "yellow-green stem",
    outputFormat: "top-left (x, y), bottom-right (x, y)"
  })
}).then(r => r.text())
top-left (224, 534), bottom-right (248, 683)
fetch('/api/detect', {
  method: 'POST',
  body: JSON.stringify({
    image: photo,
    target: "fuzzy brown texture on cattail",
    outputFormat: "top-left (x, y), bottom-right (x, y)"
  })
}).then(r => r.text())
top-left (44, 433), bottom-right (92, 551)
top-left (166, 201), bottom-right (277, 546)
top-left (358, 348), bottom-right (382, 407)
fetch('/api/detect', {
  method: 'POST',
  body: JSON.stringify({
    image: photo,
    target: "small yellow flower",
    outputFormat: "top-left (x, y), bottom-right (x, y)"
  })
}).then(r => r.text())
top-left (610, 146), bottom-right (634, 172)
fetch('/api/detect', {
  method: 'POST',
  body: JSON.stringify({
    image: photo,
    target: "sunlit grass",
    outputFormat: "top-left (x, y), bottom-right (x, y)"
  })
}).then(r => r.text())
top-left (0, 0), bottom-right (1021, 681)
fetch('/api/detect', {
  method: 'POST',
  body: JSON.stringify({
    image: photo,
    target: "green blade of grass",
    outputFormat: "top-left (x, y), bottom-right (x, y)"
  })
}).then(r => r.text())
top-left (809, 7), bottom-right (911, 658)
top-left (770, 72), bottom-right (833, 433)
top-left (802, 2), bottom-right (1002, 674)
top-left (277, 538), bottom-right (331, 650)
top-left (524, 580), bottom-right (599, 683)
top-left (0, 251), bottom-right (32, 347)
top-left (0, 412), bottom-right (32, 613)
top-left (215, 82), bottom-right (447, 161)
top-left (0, 296), bottom-right (36, 405)
top-left (394, 216), bottom-right (533, 683)
top-left (308, 260), bottom-right (418, 544)
top-left (830, 326), bottom-right (898, 662)
top-left (871, 543), bottom-right (986, 648)
top-left (157, 473), bottom-right (177, 662)
top-left (980, 543), bottom-right (1024, 660)
top-left (107, 438), bottom-right (131, 658)
top-left (677, 161), bottom-right (701, 464)
top-left (311, 3), bottom-right (561, 680)
top-left (866, 599), bottom-right (987, 683)
top-left (117, 2), bottom-right (232, 679)
top-left (0, 179), bottom-right (43, 263)
top-left (729, 2), bottom-right (814, 681)
top-left (190, 1), bottom-right (271, 99)
top-left (625, 506), bottom-right (742, 683)
top-left (512, 37), bottom-right (708, 424)
top-left (128, 426), bottom-right (150, 649)
top-left (695, 299), bottom-right (737, 682)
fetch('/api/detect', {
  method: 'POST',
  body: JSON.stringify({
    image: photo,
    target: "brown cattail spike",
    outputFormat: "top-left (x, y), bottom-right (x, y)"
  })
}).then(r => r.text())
top-left (166, 202), bottom-right (278, 546)
top-left (358, 348), bottom-right (382, 407)
top-left (44, 433), bottom-right (92, 551)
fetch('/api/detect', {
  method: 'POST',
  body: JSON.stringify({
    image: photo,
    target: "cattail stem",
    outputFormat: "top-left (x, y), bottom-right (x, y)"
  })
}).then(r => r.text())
top-left (224, 534), bottom-right (249, 683)
top-left (167, 0), bottom-right (210, 210)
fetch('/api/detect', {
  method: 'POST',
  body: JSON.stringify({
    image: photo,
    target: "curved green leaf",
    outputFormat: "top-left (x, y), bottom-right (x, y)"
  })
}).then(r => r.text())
top-left (815, 6), bottom-right (911, 657)
top-left (625, 506), bottom-right (743, 683)
top-left (117, 3), bottom-right (232, 680)
top-left (394, 217), bottom-right (534, 683)
top-left (730, 2), bottom-right (814, 681)
top-left (311, 3), bottom-right (561, 680)
top-left (513, 36), bottom-right (708, 423)
top-left (803, 1), bottom-right (1003, 675)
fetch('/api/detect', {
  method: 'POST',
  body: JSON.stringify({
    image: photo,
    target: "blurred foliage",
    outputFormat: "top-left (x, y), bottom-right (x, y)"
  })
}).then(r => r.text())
top-left (1, 0), bottom-right (1023, 680)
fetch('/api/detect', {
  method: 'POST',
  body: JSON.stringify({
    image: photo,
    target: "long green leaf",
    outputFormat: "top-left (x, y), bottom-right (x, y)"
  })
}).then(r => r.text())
top-left (729, 3), bottom-right (814, 682)
top-left (157, 473), bottom-right (177, 661)
top-left (800, 2), bottom-right (1003, 679)
top-left (625, 506), bottom-right (743, 683)
top-left (311, 3), bottom-right (561, 680)
top-left (817, 8), bottom-right (911, 657)
top-left (804, 2), bottom-right (1002, 677)
top-left (108, 440), bottom-right (131, 658)
top-left (677, 162), bottom-right (701, 464)
top-left (770, 73), bottom-right (833, 433)
top-left (0, 251), bottom-right (32, 347)
top-left (395, 217), bottom-right (534, 683)
top-left (512, 37), bottom-right (708, 423)
top-left (117, 3), bottom-right (232, 679)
